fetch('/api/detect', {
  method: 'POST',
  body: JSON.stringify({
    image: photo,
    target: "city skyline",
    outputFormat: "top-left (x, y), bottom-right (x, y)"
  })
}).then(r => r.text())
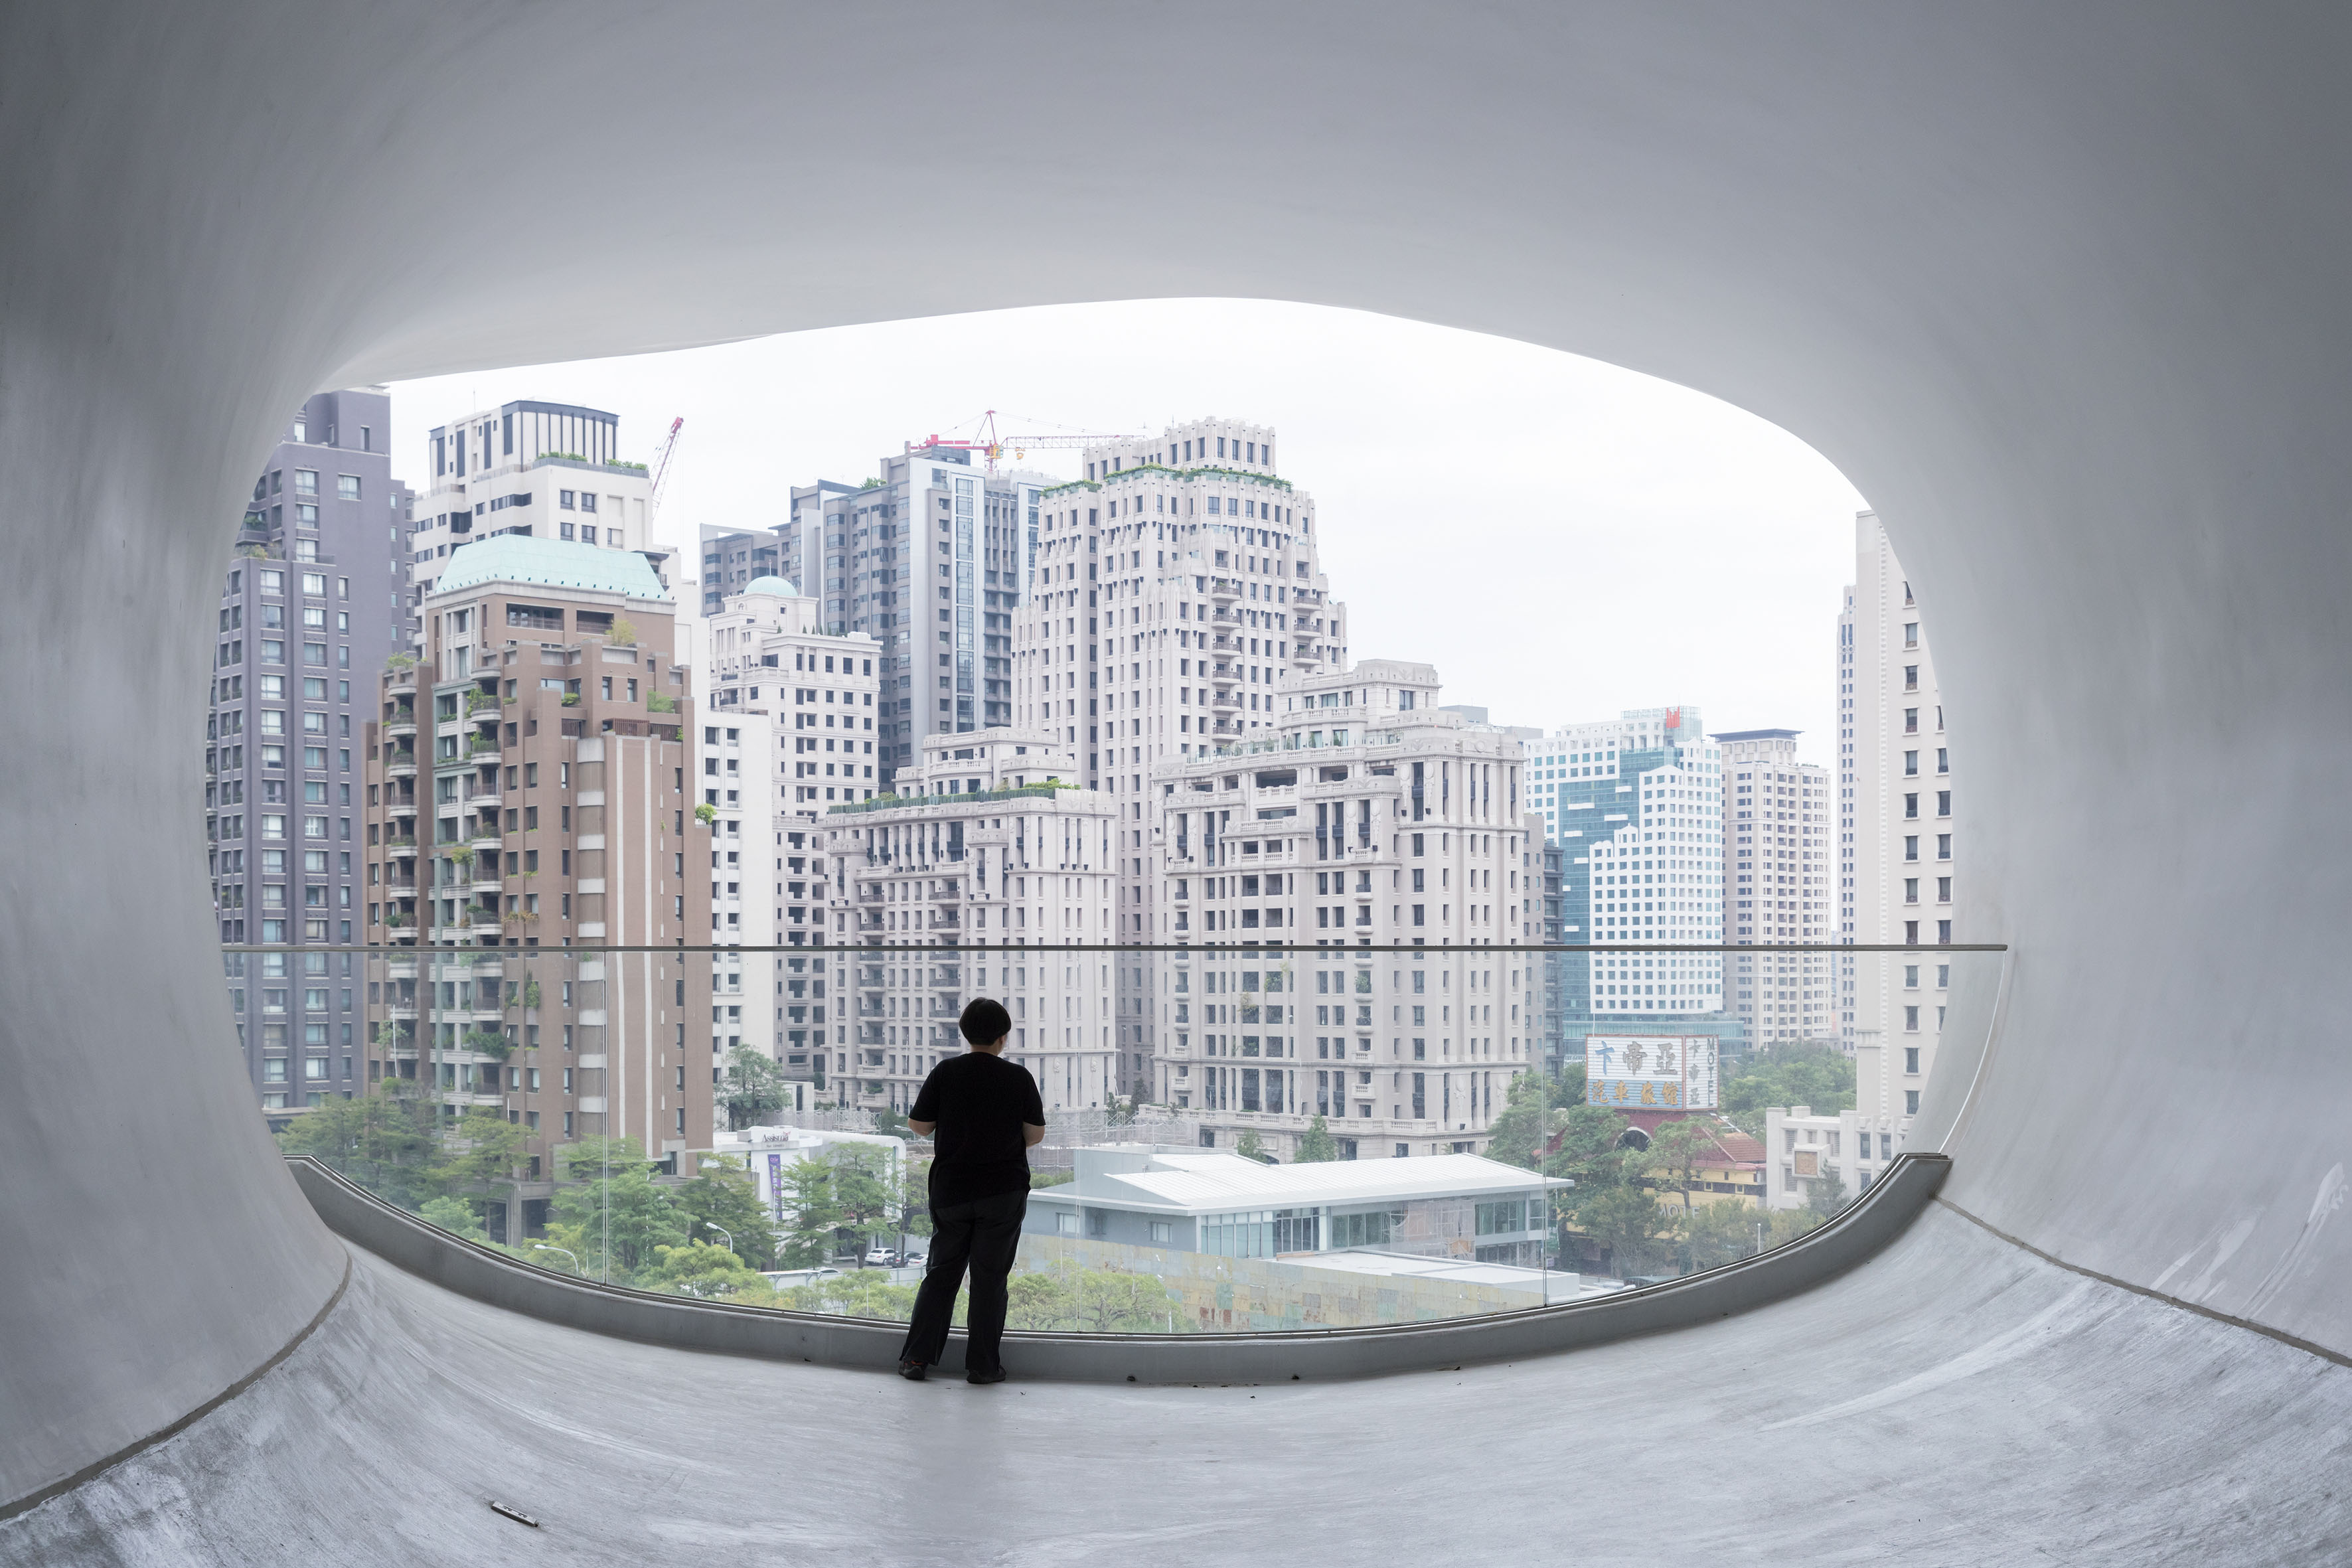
top-left (383, 299), bottom-right (1865, 763)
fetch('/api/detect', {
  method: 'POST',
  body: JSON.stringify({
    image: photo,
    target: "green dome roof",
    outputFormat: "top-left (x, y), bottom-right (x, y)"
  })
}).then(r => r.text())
top-left (437, 533), bottom-right (669, 601)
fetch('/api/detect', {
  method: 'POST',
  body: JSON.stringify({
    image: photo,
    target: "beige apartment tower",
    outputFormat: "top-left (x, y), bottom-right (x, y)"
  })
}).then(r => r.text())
top-left (1148, 660), bottom-right (1545, 1158)
top-left (819, 727), bottom-right (1119, 1116)
top-left (1838, 510), bottom-right (1960, 1144)
top-left (1013, 418), bottom-right (1352, 1096)
top-left (362, 534), bottom-right (714, 1173)
top-left (1714, 728), bottom-right (1834, 1046)
top-left (698, 575), bottom-right (883, 1097)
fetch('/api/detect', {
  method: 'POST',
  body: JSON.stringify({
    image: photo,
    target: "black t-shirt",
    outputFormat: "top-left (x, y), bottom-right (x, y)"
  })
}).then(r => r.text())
top-left (910, 1050), bottom-right (1046, 1208)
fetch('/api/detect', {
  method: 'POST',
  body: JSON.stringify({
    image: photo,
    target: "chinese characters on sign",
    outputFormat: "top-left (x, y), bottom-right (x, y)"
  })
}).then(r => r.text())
top-left (1585, 1034), bottom-right (1720, 1110)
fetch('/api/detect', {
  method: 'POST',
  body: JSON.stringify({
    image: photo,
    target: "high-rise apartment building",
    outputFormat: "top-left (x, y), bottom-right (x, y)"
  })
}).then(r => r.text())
top-left (404, 401), bottom-right (668, 613)
top-left (1016, 418), bottom-right (1351, 1083)
top-left (361, 534), bottom-right (712, 1168)
top-left (210, 386), bottom-right (411, 1125)
top-left (696, 525), bottom-right (783, 617)
top-left (1520, 708), bottom-right (1728, 1072)
top-left (700, 576), bottom-right (882, 1094)
top-left (1146, 661), bottom-right (1543, 1159)
top-left (1714, 728), bottom-right (1833, 1046)
top-left (819, 727), bottom-right (1118, 1116)
top-left (1838, 510), bottom-right (1957, 1136)
top-left (778, 445), bottom-right (1052, 786)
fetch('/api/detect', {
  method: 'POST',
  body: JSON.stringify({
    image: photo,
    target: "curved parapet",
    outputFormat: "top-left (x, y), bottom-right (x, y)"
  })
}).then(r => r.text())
top-left (287, 1152), bottom-right (1949, 1381)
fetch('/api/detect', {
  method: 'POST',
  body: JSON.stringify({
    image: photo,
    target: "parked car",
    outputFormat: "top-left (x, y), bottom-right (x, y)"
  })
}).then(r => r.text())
top-left (863, 1248), bottom-right (903, 1268)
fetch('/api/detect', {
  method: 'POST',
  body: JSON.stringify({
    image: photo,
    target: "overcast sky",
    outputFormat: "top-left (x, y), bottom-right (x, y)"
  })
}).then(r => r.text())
top-left (390, 299), bottom-right (1865, 765)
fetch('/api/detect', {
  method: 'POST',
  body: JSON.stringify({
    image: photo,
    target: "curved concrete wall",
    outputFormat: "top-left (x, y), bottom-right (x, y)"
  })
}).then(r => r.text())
top-left (5, 0), bottom-right (2351, 1513)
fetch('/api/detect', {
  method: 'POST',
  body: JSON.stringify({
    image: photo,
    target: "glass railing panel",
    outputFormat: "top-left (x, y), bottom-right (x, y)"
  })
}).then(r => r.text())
top-left (249, 941), bottom-right (2000, 1334)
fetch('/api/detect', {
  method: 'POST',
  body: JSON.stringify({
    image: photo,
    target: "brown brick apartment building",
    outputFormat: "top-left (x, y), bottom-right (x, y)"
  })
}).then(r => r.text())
top-left (362, 535), bottom-right (714, 1178)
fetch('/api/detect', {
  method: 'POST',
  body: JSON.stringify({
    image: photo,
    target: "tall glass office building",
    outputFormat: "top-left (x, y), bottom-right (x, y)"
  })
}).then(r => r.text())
top-left (1521, 706), bottom-right (1744, 1073)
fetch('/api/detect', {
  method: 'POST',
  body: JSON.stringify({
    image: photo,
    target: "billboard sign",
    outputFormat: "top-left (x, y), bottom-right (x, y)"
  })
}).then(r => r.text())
top-left (1585, 1035), bottom-right (1719, 1111)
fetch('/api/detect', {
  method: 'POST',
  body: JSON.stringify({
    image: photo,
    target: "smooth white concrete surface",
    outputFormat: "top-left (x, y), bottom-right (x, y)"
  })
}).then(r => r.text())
top-left (9, 1218), bottom-right (2350, 1565)
top-left (7, 0), bottom-right (2352, 1538)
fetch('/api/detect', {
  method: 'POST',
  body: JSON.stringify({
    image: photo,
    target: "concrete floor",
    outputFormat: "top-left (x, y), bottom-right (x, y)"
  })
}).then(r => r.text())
top-left (11, 1206), bottom-right (2347, 1566)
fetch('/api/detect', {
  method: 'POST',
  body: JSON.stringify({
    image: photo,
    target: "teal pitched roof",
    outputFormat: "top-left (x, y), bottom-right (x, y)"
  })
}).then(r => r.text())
top-left (437, 533), bottom-right (670, 601)
top-left (742, 576), bottom-right (799, 596)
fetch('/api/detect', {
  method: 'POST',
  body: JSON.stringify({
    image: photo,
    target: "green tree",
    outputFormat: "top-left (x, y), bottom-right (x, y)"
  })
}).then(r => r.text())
top-left (275, 1083), bottom-right (439, 1209)
top-left (1804, 1160), bottom-right (1852, 1220)
top-left (827, 1144), bottom-right (895, 1259)
top-left (548, 1137), bottom-right (687, 1283)
top-left (773, 1271), bottom-right (922, 1322)
top-left (718, 1045), bottom-right (787, 1131)
top-left (428, 1108), bottom-right (528, 1206)
top-left (1543, 1103), bottom-right (1633, 1188)
top-left (1294, 1115), bottom-right (1340, 1163)
top-left (1483, 1072), bottom-right (1565, 1171)
top-left (420, 1194), bottom-right (489, 1241)
top-left (898, 1155), bottom-right (935, 1242)
top-left (1004, 1263), bottom-right (1184, 1332)
top-left (1719, 1042), bottom-right (1855, 1135)
top-left (673, 1154), bottom-right (779, 1270)
top-left (873, 1105), bottom-right (912, 1138)
top-left (639, 1238), bottom-right (769, 1298)
top-left (777, 1156), bottom-right (840, 1268)
top-left (1571, 1183), bottom-right (1668, 1278)
top-left (1643, 1117), bottom-right (1725, 1214)
top-left (1674, 1203), bottom-right (1825, 1274)
top-left (1233, 1130), bottom-right (1269, 1163)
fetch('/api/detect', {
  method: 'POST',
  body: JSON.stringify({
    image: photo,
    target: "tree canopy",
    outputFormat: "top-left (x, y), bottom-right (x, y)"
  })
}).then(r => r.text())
top-left (719, 1045), bottom-right (787, 1131)
top-left (1719, 1042), bottom-right (1855, 1135)
top-left (674, 1154), bottom-right (779, 1270)
top-left (1294, 1115), bottom-right (1340, 1164)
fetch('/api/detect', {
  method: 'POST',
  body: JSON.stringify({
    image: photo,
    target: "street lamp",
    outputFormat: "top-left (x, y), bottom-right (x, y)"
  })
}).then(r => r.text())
top-left (531, 1243), bottom-right (580, 1275)
top-left (704, 1221), bottom-right (734, 1254)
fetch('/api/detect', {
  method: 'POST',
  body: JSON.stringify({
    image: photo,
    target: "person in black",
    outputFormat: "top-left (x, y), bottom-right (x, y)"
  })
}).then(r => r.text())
top-left (898, 996), bottom-right (1045, 1384)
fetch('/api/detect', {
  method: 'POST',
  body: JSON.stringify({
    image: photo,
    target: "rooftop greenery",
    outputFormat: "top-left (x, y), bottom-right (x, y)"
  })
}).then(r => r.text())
top-left (1040, 463), bottom-right (1296, 501)
top-left (828, 781), bottom-right (1080, 817)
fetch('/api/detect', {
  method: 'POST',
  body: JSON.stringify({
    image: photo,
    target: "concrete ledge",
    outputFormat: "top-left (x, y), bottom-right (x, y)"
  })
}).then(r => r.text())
top-left (287, 1152), bottom-right (1948, 1382)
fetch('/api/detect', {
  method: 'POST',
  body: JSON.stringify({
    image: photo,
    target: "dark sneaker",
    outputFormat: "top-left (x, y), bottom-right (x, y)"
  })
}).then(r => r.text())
top-left (898, 1360), bottom-right (927, 1381)
top-left (967, 1366), bottom-right (1008, 1385)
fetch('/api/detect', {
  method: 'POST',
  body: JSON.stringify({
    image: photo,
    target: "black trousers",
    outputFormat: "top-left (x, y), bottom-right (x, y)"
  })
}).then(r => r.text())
top-left (899, 1188), bottom-right (1028, 1373)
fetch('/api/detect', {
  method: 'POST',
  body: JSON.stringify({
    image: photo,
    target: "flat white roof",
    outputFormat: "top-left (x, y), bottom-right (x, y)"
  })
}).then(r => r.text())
top-left (1036, 1149), bottom-right (1567, 1215)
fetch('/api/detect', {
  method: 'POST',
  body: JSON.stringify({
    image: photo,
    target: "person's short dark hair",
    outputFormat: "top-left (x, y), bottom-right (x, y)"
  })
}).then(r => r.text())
top-left (959, 997), bottom-right (1011, 1047)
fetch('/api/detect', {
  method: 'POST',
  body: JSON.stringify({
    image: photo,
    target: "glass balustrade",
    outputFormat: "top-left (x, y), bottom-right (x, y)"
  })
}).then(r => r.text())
top-left (242, 941), bottom-right (2001, 1334)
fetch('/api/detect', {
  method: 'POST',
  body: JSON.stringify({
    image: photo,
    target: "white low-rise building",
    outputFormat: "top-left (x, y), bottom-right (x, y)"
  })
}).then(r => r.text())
top-left (706, 1125), bottom-right (909, 1227)
top-left (1761, 1103), bottom-right (1905, 1209)
top-left (1024, 1145), bottom-right (1569, 1267)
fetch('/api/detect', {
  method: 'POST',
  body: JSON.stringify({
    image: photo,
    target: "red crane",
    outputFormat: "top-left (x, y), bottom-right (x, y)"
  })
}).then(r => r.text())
top-left (906, 410), bottom-right (1142, 473)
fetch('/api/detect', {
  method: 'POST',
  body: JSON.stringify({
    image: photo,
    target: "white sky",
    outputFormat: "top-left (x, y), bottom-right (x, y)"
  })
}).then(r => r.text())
top-left (389, 299), bottom-right (1864, 765)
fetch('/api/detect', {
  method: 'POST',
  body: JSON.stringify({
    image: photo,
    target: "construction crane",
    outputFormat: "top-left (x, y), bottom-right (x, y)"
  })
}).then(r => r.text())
top-left (906, 409), bottom-right (1142, 473)
top-left (647, 416), bottom-right (686, 523)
